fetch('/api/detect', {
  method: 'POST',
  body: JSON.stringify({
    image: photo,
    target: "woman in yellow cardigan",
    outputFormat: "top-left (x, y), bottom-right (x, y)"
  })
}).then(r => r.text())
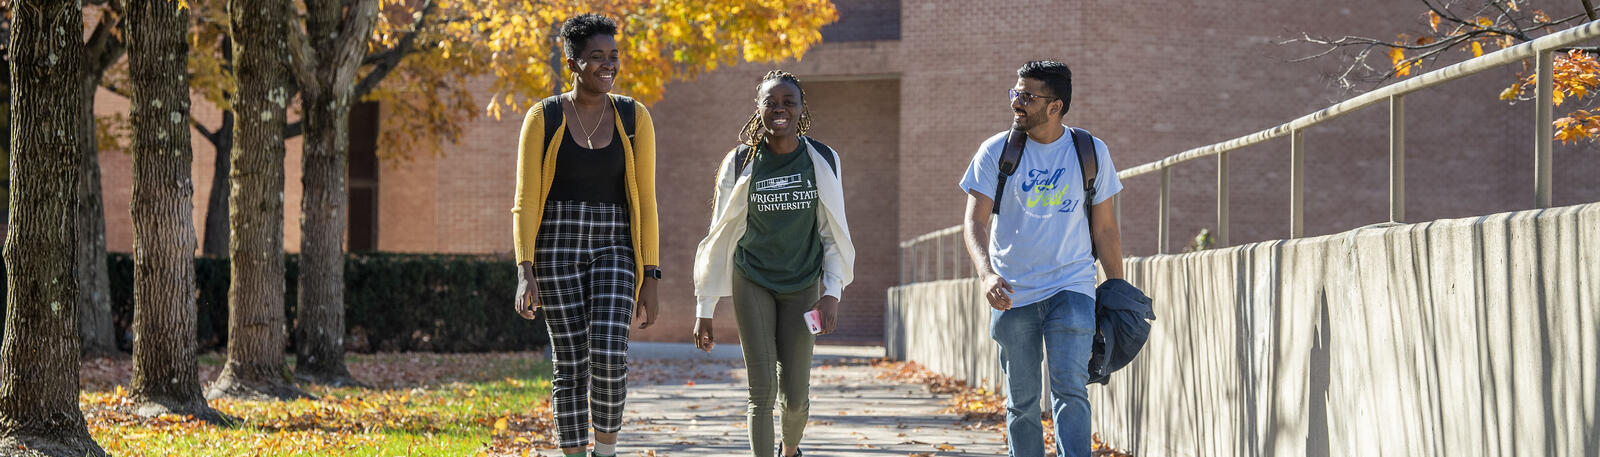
top-left (509, 14), bottom-right (659, 457)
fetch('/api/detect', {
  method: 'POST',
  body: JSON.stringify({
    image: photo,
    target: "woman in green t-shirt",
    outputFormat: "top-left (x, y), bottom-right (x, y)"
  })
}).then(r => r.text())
top-left (691, 70), bottom-right (857, 457)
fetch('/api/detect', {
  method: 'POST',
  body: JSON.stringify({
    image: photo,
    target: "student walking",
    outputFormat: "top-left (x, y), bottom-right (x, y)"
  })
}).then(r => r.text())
top-left (692, 70), bottom-right (855, 457)
top-left (510, 13), bottom-right (661, 457)
top-left (960, 60), bottom-right (1127, 457)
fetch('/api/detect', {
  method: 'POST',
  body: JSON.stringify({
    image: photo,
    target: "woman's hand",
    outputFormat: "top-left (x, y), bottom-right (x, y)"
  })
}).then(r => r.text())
top-left (515, 262), bottom-right (539, 320)
top-left (635, 277), bottom-right (659, 329)
top-left (813, 295), bottom-right (839, 335)
top-left (693, 317), bottom-right (715, 352)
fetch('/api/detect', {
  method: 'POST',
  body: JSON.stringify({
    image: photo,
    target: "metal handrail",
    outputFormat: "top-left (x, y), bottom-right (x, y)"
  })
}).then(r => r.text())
top-left (899, 20), bottom-right (1600, 284)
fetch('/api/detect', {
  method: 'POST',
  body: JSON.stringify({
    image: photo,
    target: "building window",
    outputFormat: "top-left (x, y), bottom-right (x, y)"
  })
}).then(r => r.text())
top-left (347, 102), bottom-right (380, 252)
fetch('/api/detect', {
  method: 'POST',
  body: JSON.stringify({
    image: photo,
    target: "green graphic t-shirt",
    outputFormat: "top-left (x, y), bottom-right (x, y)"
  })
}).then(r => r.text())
top-left (734, 142), bottom-right (824, 293)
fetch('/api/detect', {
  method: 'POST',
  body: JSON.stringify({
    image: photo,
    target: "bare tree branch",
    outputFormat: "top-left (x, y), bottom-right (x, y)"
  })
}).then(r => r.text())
top-left (83, 0), bottom-right (126, 76)
top-left (99, 80), bottom-right (132, 99)
top-left (286, 4), bottom-right (320, 96)
top-left (1287, 1), bottom-right (1593, 91)
top-left (329, 0), bottom-right (378, 97)
top-left (1584, 0), bottom-right (1598, 21)
top-left (361, 47), bottom-right (397, 66)
top-left (191, 117), bottom-right (220, 145)
top-left (353, 0), bottom-right (434, 99)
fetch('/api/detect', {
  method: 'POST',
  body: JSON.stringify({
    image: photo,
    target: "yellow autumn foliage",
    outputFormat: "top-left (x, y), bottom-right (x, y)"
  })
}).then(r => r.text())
top-left (363, 0), bottom-right (838, 160)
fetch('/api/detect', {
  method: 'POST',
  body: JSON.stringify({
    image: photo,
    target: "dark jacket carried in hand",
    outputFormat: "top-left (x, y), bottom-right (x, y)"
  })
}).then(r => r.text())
top-left (1088, 278), bottom-right (1155, 385)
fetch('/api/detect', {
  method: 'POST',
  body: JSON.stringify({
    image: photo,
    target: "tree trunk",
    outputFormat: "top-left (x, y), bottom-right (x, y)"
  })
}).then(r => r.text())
top-left (294, 93), bottom-right (355, 385)
top-left (75, 78), bottom-right (116, 357)
top-left (126, 0), bottom-right (233, 424)
top-left (206, 0), bottom-right (308, 401)
top-left (200, 110), bottom-right (233, 257)
top-left (0, 0), bottom-right (108, 453)
top-left (74, 1), bottom-right (126, 358)
top-left (291, 0), bottom-right (376, 386)
top-left (201, 39), bottom-right (234, 258)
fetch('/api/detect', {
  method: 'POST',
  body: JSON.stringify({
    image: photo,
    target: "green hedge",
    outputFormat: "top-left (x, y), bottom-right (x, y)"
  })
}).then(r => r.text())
top-left (101, 252), bottom-right (548, 353)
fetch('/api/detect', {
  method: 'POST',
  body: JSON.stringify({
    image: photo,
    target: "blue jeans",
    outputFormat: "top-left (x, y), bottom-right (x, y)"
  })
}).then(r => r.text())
top-left (990, 290), bottom-right (1095, 457)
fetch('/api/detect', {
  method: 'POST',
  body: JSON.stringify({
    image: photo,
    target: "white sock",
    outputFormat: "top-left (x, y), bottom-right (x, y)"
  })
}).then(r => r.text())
top-left (592, 442), bottom-right (616, 456)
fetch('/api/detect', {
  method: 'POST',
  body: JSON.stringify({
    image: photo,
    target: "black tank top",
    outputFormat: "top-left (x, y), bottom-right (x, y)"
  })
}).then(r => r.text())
top-left (547, 128), bottom-right (627, 205)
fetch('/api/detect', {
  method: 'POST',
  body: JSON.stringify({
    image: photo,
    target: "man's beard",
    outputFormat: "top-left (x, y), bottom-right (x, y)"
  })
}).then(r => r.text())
top-left (1012, 109), bottom-right (1044, 131)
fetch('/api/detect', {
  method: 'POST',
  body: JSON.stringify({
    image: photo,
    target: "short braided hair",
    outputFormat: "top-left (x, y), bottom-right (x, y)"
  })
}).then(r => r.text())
top-left (737, 70), bottom-right (814, 149)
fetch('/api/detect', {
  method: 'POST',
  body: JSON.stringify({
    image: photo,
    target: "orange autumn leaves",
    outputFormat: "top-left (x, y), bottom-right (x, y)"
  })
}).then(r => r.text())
top-left (78, 353), bottom-right (558, 456)
top-left (1388, 10), bottom-right (1528, 77)
top-left (366, 0), bottom-right (838, 161)
top-left (96, 0), bottom-right (837, 161)
top-left (1496, 50), bottom-right (1600, 143)
top-left (873, 359), bottom-right (1133, 457)
top-left (1386, 6), bottom-right (1600, 143)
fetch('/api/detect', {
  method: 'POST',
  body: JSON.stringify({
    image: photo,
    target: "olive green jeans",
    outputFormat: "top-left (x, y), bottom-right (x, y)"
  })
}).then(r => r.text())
top-left (731, 270), bottom-right (819, 457)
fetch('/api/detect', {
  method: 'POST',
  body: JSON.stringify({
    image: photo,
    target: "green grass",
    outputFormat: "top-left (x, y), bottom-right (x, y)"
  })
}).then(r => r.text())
top-left (82, 354), bottom-right (553, 457)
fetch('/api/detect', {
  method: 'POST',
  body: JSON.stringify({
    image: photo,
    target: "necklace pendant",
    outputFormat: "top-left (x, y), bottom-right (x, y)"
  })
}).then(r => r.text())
top-left (586, 138), bottom-right (593, 149)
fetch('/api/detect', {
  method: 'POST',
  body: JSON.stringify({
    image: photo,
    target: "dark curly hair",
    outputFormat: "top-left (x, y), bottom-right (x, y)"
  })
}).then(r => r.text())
top-left (561, 14), bottom-right (618, 59)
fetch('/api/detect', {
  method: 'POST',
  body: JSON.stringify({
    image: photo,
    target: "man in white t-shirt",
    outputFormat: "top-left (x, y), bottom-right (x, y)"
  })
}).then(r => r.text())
top-left (958, 60), bottom-right (1126, 457)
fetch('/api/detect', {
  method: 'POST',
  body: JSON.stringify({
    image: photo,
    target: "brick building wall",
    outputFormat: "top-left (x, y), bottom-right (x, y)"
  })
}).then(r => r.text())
top-left (97, 88), bottom-right (306, 257)
top-left (92, 0), bottom-right (1600, 344)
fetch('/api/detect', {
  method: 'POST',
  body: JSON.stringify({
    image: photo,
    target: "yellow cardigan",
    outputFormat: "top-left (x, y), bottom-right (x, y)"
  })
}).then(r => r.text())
top-left (511, 96), bottom-right (659, 298)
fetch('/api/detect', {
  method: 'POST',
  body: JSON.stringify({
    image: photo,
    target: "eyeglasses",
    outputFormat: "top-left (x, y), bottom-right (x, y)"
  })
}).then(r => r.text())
top-left (1008, 89), bottom-right (1057, 105)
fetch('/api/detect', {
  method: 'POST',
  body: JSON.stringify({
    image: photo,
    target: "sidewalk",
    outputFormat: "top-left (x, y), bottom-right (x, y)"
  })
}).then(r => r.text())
top-left (616, 342), bottom-right (1006, 456)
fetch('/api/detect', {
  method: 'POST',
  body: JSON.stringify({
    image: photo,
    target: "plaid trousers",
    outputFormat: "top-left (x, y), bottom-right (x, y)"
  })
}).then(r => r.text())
top-left (534, 200), bottom-right (637, 449)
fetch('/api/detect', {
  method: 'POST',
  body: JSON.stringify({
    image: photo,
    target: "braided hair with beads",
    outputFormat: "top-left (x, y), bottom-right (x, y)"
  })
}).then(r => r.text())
top-left (736, 70), bottom-right (814, 170)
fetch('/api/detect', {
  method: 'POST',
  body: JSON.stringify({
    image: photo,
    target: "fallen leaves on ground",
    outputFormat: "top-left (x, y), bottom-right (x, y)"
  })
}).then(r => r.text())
top-left (81, 352), bottom-right (559, 456)
top-left (873, 359), bottom-right (1135, 457)
top-left (76, 353), bottom-right (756, 456)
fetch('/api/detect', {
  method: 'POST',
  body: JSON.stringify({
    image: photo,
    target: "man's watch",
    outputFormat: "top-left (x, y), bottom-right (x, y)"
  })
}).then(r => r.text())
top-left (644, 268), bottom-right (662, 280)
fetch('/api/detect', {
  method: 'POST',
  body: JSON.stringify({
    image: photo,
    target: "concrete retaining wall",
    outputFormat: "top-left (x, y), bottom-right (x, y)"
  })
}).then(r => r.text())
top-left (886, 203), bottom-right (1600, 456)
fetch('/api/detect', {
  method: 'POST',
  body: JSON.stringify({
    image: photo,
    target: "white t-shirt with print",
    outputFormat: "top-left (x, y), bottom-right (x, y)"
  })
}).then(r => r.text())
top-left (958, 126), bottom-right (1123, 308)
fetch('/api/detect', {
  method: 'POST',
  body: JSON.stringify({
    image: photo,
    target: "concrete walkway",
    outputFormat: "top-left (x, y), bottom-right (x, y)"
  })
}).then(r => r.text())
top-left (617, 342), bottom-right (1006, 456)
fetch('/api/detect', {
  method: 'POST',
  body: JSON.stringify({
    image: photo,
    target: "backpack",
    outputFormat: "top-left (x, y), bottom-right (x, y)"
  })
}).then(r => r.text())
top-left (990, 127), bottom-right (1156, 385)
top-left (994, 127), bottom-right (1100, 257)
top-left (541, 94), bottom-right (637, 151)
top-left (732, 137), bottom-right (840, 178)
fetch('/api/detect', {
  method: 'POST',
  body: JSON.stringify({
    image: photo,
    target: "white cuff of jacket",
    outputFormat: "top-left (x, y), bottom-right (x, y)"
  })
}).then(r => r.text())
top-left (694, 276), bottom-right (845, 319)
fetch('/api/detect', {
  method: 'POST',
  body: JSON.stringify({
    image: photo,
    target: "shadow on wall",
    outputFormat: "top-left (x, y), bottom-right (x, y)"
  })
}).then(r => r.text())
top-left (893, 202), bottom-right (1600, 457)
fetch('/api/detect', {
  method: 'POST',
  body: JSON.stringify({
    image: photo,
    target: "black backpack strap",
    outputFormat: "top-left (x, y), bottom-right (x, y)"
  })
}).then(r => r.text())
top-left (993, 129), bottom-right (1027, 214)
top-left (1070, 127), bottom-right (1099, 258)
top-left (733, 144), bottom-right (754, 177)
top-left (540, 95), bottom-right (563, 155)
top-left (612, 94), bottom-right (637, 141)
top-left (543, 94), bottom-right (639, 148)
top-left (804, 137), bottom-right (839, 177)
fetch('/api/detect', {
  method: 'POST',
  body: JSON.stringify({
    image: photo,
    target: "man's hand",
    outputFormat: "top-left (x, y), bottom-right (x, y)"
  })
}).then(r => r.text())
top-left (982, 273), bottom-right (1014, 311)
top-left (812, 295), bottom-right (839, 334)
top-left (635, 277), bottom-right (659, 329)
top-left (693, 317), bottom-right (715, 352)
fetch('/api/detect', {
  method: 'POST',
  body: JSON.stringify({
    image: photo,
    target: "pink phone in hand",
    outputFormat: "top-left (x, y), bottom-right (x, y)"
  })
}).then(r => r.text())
top-left (803, 310), bottom-right (823, 335)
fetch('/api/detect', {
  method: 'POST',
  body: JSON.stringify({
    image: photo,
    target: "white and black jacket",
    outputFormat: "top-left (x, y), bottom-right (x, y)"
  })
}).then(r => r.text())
top-left (692, 137), bottom-right (855, 319)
